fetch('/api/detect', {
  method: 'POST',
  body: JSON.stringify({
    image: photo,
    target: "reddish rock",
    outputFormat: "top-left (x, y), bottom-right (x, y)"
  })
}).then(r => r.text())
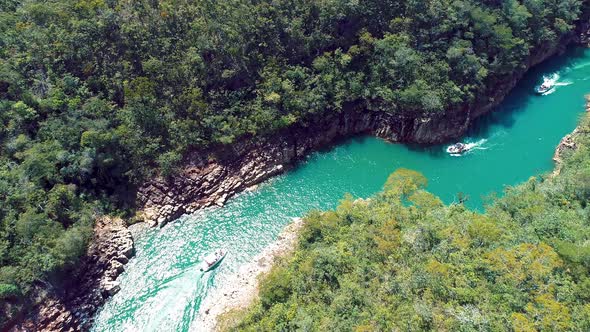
top-left (10, 217), bottom-right (134, 332)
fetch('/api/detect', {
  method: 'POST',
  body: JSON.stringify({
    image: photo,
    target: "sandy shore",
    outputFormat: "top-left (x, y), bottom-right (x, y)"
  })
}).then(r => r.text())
top-left (195, 217), bottom-right (304, 331)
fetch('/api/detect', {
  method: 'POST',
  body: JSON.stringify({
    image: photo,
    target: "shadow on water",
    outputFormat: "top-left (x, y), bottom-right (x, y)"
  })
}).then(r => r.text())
top-left (308, 133), bottom-right (372, 155)
top-left (469, 46), bottom-right (590, 138)
top-left (298, 47), bottom-right (589, 161)
top-left (403, 46), bottom-right (590, 157)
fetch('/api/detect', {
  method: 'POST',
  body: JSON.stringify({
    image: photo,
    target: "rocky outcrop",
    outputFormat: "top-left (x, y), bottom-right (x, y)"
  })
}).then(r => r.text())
top-left (137, 108), bottom-right (468, 227)
top-left (552, 129), bottom-right (579, 176)
top-left (552, 95), bottom-right (590, 176)
top-left (10, 217), bottom-right (134, 332)
top-left (579, 28), bottom-right (590, 46)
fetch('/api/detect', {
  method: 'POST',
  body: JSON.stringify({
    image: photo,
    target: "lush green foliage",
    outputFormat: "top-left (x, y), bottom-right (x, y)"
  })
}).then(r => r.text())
top-left (0, 0), bottom-right (585, 327)
top-left (231, 118), bottom-right (590, 331)
top-left (1, 0), bottom-right (583, 172)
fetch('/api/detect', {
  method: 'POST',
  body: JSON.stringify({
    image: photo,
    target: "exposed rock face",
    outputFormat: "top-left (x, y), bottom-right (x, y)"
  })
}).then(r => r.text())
top-left (10, 217), bottom-right (134, 332)
top-left (552, 96), bottom-right (590, 176)
top-left (137, 108), bottom-right (467, 227)
top-left (552, 129), bottom-right (579, 176)
top-left (576, 13), bottom-right (590, 46)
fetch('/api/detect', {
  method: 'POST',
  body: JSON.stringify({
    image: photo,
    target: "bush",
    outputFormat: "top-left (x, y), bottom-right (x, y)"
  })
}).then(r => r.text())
top-left (0, 284), bottom-right (20, 300)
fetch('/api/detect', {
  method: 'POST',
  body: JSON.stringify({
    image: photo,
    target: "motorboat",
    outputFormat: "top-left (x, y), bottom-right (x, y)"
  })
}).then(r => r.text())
top-left (199, 249), bottom-right (227, 272)
top-left (446, 142), bottom-right (469, 154)
top-left (536, 80), bottom-right (554, 94)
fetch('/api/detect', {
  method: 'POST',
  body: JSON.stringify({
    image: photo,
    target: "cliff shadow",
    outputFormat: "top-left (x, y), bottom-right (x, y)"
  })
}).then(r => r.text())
top-left (468, 46), bottom-right (589, 139)
top-left (391, 47), bottom-right (589, 158)
top-left (302, 133), bottom-right (375, 156)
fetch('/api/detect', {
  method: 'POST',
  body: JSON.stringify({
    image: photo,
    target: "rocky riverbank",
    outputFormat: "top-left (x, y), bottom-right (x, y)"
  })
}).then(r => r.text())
top-left (9, 217), bottom-right (134, 332)
top-left (136, 109), bottom-right (428, 227)
top-left (195, 217), bottom-right (304, 331)
top-left (553, 95), bottom-right (590, 175)
top-left (553, 128), bottom-right (580, 176)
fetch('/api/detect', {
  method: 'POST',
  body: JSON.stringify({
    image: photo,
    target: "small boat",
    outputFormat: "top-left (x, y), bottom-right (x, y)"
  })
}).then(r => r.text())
top-left (535, 81), bottom-right (554, 94)
top-left (199, 249), bottom-right (227, 272)
top-left (446, 142), bottom-right (469, 154)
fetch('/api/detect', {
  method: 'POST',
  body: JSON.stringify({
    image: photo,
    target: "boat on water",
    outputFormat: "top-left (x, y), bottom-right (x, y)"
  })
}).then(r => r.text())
top-left (535, 81), bottom-right (555, 95)
top-left (199, 249), bottom-right (227, 272)
top-left (535, 78), bottom-right (555, 95)
top-left (446, 142), bottom-right (469, 155)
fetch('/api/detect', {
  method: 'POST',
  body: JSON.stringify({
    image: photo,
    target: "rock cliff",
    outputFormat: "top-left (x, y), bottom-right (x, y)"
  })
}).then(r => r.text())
top-left (10, 217), bottom-right (134, 332)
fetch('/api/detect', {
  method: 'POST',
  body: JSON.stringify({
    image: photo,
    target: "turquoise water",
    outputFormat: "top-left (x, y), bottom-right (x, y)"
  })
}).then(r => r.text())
top-left (92, 47), bottom-right (590, 331)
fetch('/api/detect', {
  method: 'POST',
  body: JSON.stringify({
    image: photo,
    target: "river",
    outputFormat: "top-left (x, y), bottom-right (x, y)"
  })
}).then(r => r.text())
top-left (92, 47), bottom-right (590, 331)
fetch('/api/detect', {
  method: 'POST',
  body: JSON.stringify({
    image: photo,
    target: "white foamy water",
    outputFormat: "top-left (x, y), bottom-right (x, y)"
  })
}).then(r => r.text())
top-left (447, 139), bottom-right (487, 157)
top-left (538, 72), bottom-right (574, 95)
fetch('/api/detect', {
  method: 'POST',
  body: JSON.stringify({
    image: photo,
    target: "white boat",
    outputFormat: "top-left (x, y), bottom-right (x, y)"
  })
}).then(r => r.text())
top-left (446, 142), bottom-right (469, 154)
top-left (536, 82), bottom-right (553, 94)
top-left (199, 249), bottom-right (227, 272)
top-left (536, 75), bottom-right (556, 95)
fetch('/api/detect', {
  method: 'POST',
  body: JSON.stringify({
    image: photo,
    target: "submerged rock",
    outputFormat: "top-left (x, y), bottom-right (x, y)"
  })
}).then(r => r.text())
top-left (102, 281), bottom-right (121, 297)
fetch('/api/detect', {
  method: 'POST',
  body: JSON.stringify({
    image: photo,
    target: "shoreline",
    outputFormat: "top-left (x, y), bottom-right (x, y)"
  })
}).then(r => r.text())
top-left (196, 217), bottom-right (305, 331)
top-left (10, 217), bottom-right (134, 331)
top-left (552, 95), bottom-right (590, 176)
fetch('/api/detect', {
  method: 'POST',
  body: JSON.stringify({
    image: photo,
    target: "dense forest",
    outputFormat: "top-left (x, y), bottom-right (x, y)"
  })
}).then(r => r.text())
top-left (0, 0), bottom-right (586, 327)
top-left (227, 115), bottom-right (590, 331)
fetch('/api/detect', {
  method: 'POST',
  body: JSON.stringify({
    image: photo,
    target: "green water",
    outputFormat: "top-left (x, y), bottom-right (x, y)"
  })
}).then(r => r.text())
top-left (92, 47), bottom-right (590, 331)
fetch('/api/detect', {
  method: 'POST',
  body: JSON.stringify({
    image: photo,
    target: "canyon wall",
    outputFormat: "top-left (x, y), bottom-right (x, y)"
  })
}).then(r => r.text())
top-left (8, 218), bottom-right (134, 332)
top-left (137, 42), bottom-right (569, 227)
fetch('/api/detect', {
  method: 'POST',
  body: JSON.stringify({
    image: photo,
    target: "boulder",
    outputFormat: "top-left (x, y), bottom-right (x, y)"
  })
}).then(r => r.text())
top-left (102, 281), bottom-right (121, 297)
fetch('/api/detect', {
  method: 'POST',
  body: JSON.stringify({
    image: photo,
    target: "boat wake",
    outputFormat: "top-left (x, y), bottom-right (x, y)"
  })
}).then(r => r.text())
top-left (142, 270), bottom-right (209, 332)
top-left (572, 61), bottom-right (590, 71)
top-left (448, 139), bottom-right (487, 157)
top-left (538, 72), bottom-right (573, 95)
